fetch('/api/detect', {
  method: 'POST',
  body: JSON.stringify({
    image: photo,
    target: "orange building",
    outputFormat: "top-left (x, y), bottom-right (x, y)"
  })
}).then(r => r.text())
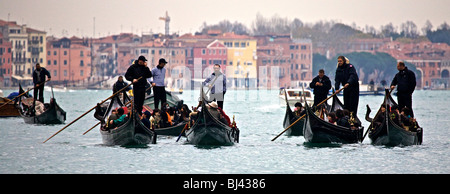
top-left (379, 41), bottom-right (450, 89)
top-left (45, 37), bottom-right (91, 85)
top-left (0, 32), bottom-right (12, 87)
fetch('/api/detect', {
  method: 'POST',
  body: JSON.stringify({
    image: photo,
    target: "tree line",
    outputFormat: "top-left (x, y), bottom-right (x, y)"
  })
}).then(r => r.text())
top-left (199, 14), bottom-right (450, 46)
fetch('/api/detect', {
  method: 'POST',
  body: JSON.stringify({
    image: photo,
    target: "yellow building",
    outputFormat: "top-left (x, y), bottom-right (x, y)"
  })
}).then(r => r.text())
top-left (27, 27), bottom-right (47, 72)
top-left (217, 32), bottom-right (258, 88)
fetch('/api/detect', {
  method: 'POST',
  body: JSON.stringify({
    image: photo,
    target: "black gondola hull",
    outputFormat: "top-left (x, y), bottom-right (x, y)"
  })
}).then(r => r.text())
top-left (303, 94), bottom-right (363, 144)
top-left (185, 88), bottom-right (239, 146)
top-left (20, 101), bottom-right (66, 125)
top-left (368, 89), bottom-right (422, 146)
top-left (283, 105), bottom-right (304, 136)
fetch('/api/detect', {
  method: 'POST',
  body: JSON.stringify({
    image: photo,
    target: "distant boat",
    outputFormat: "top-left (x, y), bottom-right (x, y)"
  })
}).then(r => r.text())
top-left (279, 87), bottom-right (314, 108)
top-left (0, 96), bottom-right (21, 117)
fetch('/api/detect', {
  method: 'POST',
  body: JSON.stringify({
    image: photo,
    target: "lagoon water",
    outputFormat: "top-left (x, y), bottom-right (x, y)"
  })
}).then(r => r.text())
top-left (1, 88), bottom-right (449, 174)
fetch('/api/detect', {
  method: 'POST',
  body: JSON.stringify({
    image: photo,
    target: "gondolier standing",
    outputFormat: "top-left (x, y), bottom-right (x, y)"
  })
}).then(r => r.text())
top-left (32, 63), bottom-right (51, 103)
top-left (150, 58), bottom-right (168, 109)
top-left (203, 64), bottom-right (227, 109)
top-left (390, 61), bottom-right (416, 117)
top-left (125, 56), bottom-right (152, 115)
top-left (309, 69), bottom-right (331, 107)
top-left (335, 56), bottom-right (360, 114)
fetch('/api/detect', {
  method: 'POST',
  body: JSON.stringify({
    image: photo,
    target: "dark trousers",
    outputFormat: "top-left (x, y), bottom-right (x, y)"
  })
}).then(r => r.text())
top-left (133, 87), bottom-right (146, 115)
top-left (397, 92), bottom-right (414, 117)
top-left (33, 84), bottom-right (45, 103)
top-left (313, 94), bottom-right (327, 107)
top-left (343, 88), bottom-right (359, 115)
top-left (153, 86), bottom-right (166, 109)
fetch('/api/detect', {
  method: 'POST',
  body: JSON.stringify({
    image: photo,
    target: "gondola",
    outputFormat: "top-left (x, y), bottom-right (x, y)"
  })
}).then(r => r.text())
top-left (0, 97), bottom-right (20, 117)
top-left (95, 94), bottom-right (156, 146)
top-left (144, 89), bottom-right (182, 109)
top-left (282, 89), bottom-right (304, 136)
top-left (367, 89), bottom-right (422, 146)
top-left (185, 88), bottom-right (239, 146)
top-left (17, 85), bottom-right (66, 124)
top-left (303, 92), bottom-right (364, 144)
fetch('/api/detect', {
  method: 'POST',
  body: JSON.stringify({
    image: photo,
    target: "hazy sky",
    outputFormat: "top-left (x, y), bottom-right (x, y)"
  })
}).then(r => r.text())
top-left (1, 0), bottom-right (449, 38)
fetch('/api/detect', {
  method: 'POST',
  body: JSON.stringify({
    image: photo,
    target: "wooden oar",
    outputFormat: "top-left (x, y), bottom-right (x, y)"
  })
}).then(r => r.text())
top-left (271, 85), bottom-right (347, 141)
top-left (176, 123), bottom-right (189, 142)
top-left (43, 77), bottom-right (142, 143)
top-left (0, 80), bottom-right (49, 110)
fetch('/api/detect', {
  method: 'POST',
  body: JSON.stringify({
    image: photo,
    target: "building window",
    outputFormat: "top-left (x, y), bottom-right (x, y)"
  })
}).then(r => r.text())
top-left (202, 49), bottom-right (206, 55)
top-left (64, 51), bottom-right (67, 55)
top-left (301, 45), bottom-right (307, 50)
top-left (80, 51), bottom-right (84, 57)
top-left (64, 70), bottom-right (67, 77)
top-left (141, 49), bottom-right (148, 54)
top-left (64, 60), bottom-right (67, 65)
top-left (54, 51), bottom-right (57, 55)
top-left (80, 60), bottom-right (84, 66)
top-left (80, 70), bottom-right (84, 76)
top-left (234, 42), bottom-right (239, 47)
top-left (54, 70), bottom-right (57, 76)
top-left (54, 60), bottom-right (57, 65)
top-left (241, 42), bottom-right (246, 47)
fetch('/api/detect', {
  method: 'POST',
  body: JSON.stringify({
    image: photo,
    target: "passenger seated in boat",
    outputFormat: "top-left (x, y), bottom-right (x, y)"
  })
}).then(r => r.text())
top-left (168, 107), bottom-right (179, 125)
top-left (104, 109), bottom-right (118, 130)
top-left (140, 110), bottom-right (151, 129)
top-left (336, 109), bottom-right (350, 128)
top-left (293, 102), bottom-right (306, 117)
top-left (109, 108), bottom-right (127, 129)
top-left (390, 105), bottom-right (402, 127)
top-left (368, 104), bottom-right (387, 130)
top-left (314, 104), bottom-right (327, 120)
top-left (327, 112), bottom-right (337, 125)
top-left (160, 103), bottom-right (172, 128)
top-left (207, 102), bottom-right (228, 125)
top-left (400, 107), bottom-right (421, 131)
top-left (33, 100), bottom-right (45, 116)
top-left (151, 109), bottom-right (162, 128)
top-left (218, 106), bottom-right (231, 127)
top-left (177, 104), bottom-right (191, 123)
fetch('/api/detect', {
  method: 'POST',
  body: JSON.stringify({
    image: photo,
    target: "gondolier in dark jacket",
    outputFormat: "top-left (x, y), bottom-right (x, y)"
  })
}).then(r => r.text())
top-left (390, 61), bottom-right (416, 117)
top-left (203, 64), bottom-right (227, 109)
top-left (309, 69), bottom-right (331, 107)
top-left (335, 56), bottom-right (360, 114)
top-left (125, 56), bottom-right (152, 115)
top-left (150, 58), bottom-right (168, 109)
top-left (32, 63), bottom-right (51, 103)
